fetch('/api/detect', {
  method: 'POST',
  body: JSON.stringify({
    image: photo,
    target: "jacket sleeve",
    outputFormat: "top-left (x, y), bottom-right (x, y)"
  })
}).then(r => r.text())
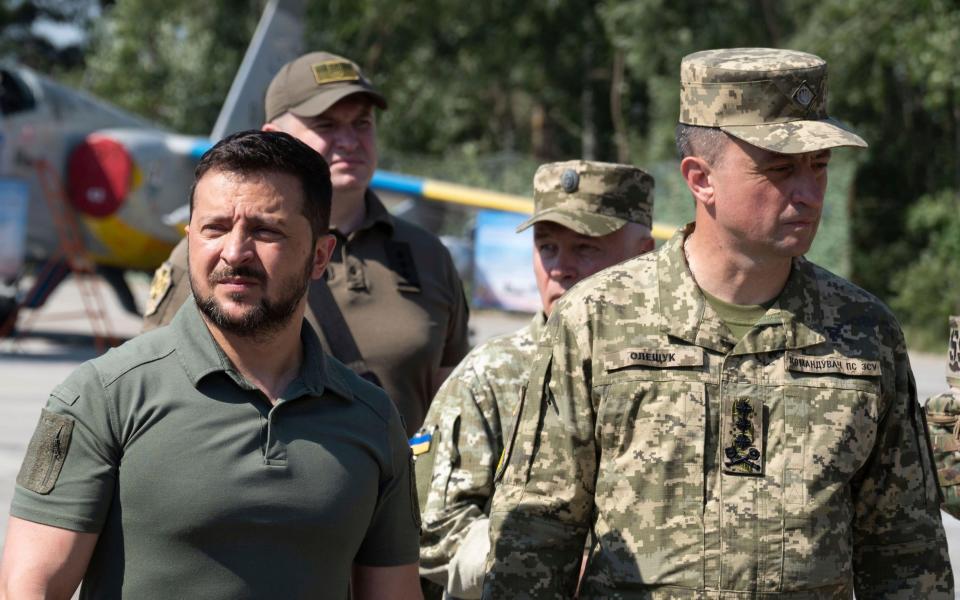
top-left (419, 361), bottom-right (502, 595)
top-left (483, 314), bottom-right (596, 600)
top-left (852, 324), bottom-right (954, 597)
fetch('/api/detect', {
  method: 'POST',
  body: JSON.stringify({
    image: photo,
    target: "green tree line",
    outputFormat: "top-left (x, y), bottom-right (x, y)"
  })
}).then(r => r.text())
top-left (3, 0), bottom-right (958, 348)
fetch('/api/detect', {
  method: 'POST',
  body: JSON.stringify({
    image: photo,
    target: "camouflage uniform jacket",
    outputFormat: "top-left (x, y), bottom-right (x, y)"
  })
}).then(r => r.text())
top-left (484, 227), bottom-right (953, 599)
top-left (418, 313), bottom-right (544, 591)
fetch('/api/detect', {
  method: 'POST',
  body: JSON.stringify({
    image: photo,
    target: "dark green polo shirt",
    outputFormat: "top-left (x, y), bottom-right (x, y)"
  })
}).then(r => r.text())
top-left (11, 299), bottom-right (420, 599)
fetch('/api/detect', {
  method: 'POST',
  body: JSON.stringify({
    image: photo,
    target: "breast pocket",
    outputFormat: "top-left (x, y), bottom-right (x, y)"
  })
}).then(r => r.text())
top-left (784, 381), bottom-right (880, 510)
top-left (780, 379), bottom-right (879, 587)
top-left (594, 377), bottom-right (706, 585)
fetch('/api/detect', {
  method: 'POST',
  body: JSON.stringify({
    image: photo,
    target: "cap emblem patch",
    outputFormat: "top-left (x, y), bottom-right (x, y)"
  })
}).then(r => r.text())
top-left (312, 60), bottom-right (360, 86)
top-left (792, 82), bottom-right (816, 109)
top-left (560, 169), bottom-right (579, 193)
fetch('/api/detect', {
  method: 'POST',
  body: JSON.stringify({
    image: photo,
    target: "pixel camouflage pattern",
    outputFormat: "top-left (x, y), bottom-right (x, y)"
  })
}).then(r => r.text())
top-left (679, 48), bottom-right (867, 154)
top-left (517, 161), bottom-right (654, 235)
top-left (484, 227), bottom-right (953, 599)
top-left (417, 315), bottom-right (542, 587)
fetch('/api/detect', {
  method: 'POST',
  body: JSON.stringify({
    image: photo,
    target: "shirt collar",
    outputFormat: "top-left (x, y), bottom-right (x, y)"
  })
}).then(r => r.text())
top-left (530, 311), bottom-right (547, 340)
top-left (171, 297), bottom-right (235, 387)
top-left (171, 298), bottom-right (356, 401)
top-left (297, 322), bottom-right (355, 401)
top-left (761, 255), bottom-right (827, 352)
top-left (336, 189), bottom-right (394, 239)
top-left (656, 223), bottom-right (825, 354)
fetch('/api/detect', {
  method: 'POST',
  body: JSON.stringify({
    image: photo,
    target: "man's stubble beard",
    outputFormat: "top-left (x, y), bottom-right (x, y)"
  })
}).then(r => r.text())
top-left (191, 252), bottom-right (315, 340)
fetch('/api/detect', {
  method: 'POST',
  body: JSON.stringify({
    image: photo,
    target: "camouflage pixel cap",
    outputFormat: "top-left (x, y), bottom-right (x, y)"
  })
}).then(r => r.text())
top-left (264, 51), bottom-right (387, 122)
top-left (947, 316), bottom-right (960, 387)
top-left (679, 48), bottom-right (867, 154)
top-left (516, 160), bottom-right (654, 236)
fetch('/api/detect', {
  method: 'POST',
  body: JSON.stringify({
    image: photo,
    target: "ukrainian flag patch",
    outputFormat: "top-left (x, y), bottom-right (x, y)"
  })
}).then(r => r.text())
top-left (409, 432), bottom-right (432, 456)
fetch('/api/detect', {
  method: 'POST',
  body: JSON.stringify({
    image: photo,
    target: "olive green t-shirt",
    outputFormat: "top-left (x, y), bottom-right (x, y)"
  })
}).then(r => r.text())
top-left (319, 192), bottom-right (470, 435)
top-left (701, 288), bottom-right (777, 341)
top-left (12, 299), bottom-right (420, 599)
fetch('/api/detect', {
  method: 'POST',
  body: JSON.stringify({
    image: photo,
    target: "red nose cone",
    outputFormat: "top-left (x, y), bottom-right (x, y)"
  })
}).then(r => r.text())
top-left (67, 134), bottom-right (132, 217)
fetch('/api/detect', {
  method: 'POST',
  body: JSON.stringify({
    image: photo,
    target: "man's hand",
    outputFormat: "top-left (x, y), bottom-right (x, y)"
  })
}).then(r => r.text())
top-left (446, 517), bottom-right (490, 599)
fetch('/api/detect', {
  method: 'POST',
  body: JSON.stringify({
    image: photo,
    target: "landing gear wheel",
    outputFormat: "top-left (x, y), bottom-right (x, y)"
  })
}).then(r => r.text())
top-left (0, 294), bottom-right (18, 337)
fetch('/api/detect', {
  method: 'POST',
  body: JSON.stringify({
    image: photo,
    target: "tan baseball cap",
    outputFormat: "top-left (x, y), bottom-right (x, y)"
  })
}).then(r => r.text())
top-left (264, 51), bottom-right (387, 122)
top-left (679, 48), bottom-right (866, 154)
top-left (516, 160), bottom-right (654, 236)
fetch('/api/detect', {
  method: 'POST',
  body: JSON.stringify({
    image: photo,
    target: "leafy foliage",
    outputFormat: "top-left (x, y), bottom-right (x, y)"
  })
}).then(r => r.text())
top-left (891, 190), bottom-right (960, 349)
top-left (790, 0), bottom-right (960, 304)
top-left (82, 0), bottom-right (261, 134)
top-left (2, 0), bottom-right (957, 343)
top-left (310, 0), bottom-right (624, 161)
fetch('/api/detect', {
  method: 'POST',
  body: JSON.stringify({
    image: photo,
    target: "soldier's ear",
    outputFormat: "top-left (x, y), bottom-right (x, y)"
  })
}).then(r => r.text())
top-left (311, 234), bottom-right (337, 280)
top-left (680, 156), bottom-right (715, 208)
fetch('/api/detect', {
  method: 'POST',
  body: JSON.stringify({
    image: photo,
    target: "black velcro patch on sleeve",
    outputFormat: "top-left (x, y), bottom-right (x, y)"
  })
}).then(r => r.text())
top-left (16, 409), bottom-right (74, 494)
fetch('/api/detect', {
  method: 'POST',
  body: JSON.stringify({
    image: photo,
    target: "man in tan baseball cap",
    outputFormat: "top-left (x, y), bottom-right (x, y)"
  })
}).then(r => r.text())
top-left (264, 52), bottom-right (387, 123)
top-left (144, 50), bottom-right (471, 439)
top-left (484, 48), bottom-right (952, 598)
top-left (262, 51), bottom-right (388, 230)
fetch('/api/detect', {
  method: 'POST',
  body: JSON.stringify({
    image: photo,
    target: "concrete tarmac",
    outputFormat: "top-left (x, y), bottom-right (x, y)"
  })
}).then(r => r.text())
top-left (1, 275), bottom-right (959, 595)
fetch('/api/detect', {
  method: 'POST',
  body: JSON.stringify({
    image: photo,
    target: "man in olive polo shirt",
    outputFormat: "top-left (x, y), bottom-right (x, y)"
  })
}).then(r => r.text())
top-left (0, 131), bottom-right (423, 599)
top-left (144, 51), bottom-right (470, 436)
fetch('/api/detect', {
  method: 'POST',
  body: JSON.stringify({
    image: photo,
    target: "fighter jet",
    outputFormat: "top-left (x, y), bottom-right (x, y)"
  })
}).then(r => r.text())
top-left (0, 0), bottom-right (669, 337)
top-left (0, 0), bottom-right (305, 331)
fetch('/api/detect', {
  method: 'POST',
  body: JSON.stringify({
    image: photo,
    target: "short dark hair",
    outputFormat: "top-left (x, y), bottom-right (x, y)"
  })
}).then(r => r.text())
top-left (675, 123), bottom-right (729, 166)
top-left (189, 130), bottom-right (332, 239)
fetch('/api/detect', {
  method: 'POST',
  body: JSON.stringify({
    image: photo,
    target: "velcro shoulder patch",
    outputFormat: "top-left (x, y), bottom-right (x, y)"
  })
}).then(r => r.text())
top-left (411, 425), bottom-right (439, 516)
top-left (786, 352), bottom-right (881, 377)
top-left (604, 347), bottom-right (704, 371)
top-left (17, 409), bottom-right (74, 494)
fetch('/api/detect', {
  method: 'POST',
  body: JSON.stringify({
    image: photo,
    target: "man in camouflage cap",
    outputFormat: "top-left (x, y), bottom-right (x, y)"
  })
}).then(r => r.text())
top-left (414, 160), bottom-right (654, 599)
top-left (925, 316), bottom-right (960, 519)
top-left (143, 51), bottom-right (470, 437)
top-left (485, 48), bottom-right (953, 598)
